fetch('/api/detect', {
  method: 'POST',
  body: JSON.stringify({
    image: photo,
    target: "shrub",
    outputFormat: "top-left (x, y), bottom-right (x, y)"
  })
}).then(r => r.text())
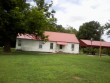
top-left (81, 47), bottom-right (110, 55)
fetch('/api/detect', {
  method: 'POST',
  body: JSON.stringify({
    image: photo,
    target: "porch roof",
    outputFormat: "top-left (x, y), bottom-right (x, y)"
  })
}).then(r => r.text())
top-left (57, 42), bottom-right (67, 45)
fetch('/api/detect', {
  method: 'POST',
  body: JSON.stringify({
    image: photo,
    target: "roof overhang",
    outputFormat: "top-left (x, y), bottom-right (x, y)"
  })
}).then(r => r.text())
top-left (57, 42), bottom-right (67, 45)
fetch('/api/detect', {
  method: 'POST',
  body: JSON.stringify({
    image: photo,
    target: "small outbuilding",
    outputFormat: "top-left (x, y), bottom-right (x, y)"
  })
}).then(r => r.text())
top-left (80, 39), bottom-right (110, 48)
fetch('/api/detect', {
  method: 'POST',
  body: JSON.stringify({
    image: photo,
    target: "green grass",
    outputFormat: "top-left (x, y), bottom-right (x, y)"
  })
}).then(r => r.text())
top-left (0, 52), bottom-right (110, 83)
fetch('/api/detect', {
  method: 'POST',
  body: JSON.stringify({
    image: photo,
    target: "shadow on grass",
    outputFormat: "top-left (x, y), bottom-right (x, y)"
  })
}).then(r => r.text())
top-left (0, 47), bottom-right (78, 56)
top-left (0, 47), bottom-right (41, 56)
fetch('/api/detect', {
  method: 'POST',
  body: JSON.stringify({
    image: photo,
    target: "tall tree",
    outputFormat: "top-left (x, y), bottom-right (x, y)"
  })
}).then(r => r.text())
top-left (77, 21), bottom-right (101, 40)
top-left (34, 0), bottom-right (57, 31)
top-left (0, 0), bottom-right (52, 52)
top-left (25, 7), bottom-right (49, 38)
top-left (0, 0), bottom-right (29, 52)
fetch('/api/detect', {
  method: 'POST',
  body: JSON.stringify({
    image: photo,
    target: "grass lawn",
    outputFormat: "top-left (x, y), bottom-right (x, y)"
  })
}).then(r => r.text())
top-left (0, 52), bottom-right (110, 83)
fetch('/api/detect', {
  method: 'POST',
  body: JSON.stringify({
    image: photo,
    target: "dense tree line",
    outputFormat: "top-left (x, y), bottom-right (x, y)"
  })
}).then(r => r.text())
top-left (46, 24), bottom-right (78, 35)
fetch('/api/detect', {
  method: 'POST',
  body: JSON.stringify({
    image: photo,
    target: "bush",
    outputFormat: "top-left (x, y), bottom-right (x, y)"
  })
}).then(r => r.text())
top-left (82, 47), bottom-right (93, 54)
top-left (82, 47), bottom-right (98, 55)
top-left (81, 47), bottom-right (110, 55)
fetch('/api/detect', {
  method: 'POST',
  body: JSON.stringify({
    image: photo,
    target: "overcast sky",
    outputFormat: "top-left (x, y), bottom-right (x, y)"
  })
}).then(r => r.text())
top-left (51, 0), bottom-right (110, 29)
top-left (29, 0), bottom-right (110, 41)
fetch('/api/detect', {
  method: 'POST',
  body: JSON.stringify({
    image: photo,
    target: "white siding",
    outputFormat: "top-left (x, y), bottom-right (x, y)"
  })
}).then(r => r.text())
top-left (16, 39), bottom-right (21, 50)
top-left (74, 44), bottom-right (79, 53)
top-left (16, 39), bottom-right (56, 53)
top-left (56, 43), bottom-right (79, 53)
top-left (16, 38), bottom-right (79, 54)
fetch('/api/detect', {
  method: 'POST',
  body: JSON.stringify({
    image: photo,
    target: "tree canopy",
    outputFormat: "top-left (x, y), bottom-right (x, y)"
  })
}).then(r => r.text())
top-left (0, 0), bottom-right (29, 52)
top-left (104, 21), bottom-right (110, 35)
top-left (44, 24), bottom-right (78, 35)
top-left (77, 21), bottom-right (102, 40)
top-left (0, 0), bottom-right (55, 52)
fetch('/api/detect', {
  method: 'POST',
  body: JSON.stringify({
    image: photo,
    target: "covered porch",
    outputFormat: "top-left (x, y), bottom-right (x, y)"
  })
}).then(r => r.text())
top-left (56, 42), bottom-right (67, 52)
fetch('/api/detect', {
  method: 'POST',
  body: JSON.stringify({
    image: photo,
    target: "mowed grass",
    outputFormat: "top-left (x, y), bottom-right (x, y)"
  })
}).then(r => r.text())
top-left (0, 52), bottom-right (110, 83)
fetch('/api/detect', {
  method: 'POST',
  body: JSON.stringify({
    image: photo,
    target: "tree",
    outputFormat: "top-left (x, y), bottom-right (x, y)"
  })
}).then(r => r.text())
top-left (25, 7), bottom-right (50, 39)
top-left (104, 21), bottom-right (110, 36)
top-left (34, 0), bottom-right (57, 31)
top-left (50, 24), bottom-right (78, 35)
top-left (0, 0), bottom-right (29, 52)
top-left (77, 21), bottom-right (102, 40)
top-left (65, 26), bottom-right (77, 35)
top-left (0, 0), bottom-right (54, 52)
top-left (55, 25), bottom-right (65, 32)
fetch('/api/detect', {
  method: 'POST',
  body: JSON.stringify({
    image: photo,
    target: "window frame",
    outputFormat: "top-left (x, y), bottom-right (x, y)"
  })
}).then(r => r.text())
top-left (39, 42), bottom-right (43, 49)
top-left (71, 44), bottom-right (74, 51)
top-left (18, 39), bottom-right (21, 46)
top-left (50, 43), bottom-right (53, 49)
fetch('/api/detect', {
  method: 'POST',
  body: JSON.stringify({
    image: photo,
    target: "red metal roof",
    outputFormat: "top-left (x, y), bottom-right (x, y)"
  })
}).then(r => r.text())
top-left (17, 34), bottom-right (40, 40)
top-left (44, 31), bottom-right (79, 43)
top-left (80, 39), bottom-right (110, 48)
top-left (17, 31), bottom-right (79, 43)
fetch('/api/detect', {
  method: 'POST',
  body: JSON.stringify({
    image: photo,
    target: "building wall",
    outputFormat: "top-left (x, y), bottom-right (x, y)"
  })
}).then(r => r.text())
top-left (16, 39), bottom-right (56, 53)
top-left (57, 43), bottom-right (79, 53)
top-left (16, 39), bottom-right (79, 53)
top-left (16, 39), bottom-right (21, 50)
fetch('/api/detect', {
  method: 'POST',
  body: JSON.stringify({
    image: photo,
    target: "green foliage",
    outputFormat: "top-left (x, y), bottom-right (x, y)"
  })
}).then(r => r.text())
top-left (82, 47), bottom-right (94, 54)
top-left (25, 7), bottom-right (48, 37)
top-left (34, 0), bottom-right (55, 18)
top-left (0, 0), bottom-right (56, 52)
top-left (101, 48), bottom-right (110, 55)
top-left (104, 21), bottom-right (110, 29)
top-left (49, 25), bottom-right (78, 35)
top-left (81, 47), bottom-right (110, 55)
top-left (0, 0), bottom-right (29, 52)
top-left (33, 0), bottom-right (78, 34)
top-left (65, 26), bottom-right (78, 34)
top-left (34, 0), bottom-right (57, 30)
top-left (104, 21), bottom-right (110, 35)
top-left (82, 47), bottom-right (98, 55)
top-left (77, 21), bottom-right (102, 40)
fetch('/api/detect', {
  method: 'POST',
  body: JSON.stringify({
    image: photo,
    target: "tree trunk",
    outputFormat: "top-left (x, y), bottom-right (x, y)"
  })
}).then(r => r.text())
top-left (3, 41), bottom-right (11, 53)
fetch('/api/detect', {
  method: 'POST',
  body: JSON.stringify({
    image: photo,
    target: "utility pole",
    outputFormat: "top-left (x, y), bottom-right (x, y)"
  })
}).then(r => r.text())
top-left (91, 38), bottom-right (93, 55)
top-left (99, 39), bottom-right (102, 57)
top-left (99, 27), bottom-right (103, 57)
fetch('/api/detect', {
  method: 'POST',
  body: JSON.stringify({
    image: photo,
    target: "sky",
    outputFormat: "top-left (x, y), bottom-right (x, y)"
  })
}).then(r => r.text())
top-left (28, 0), bottom-right (110, 41)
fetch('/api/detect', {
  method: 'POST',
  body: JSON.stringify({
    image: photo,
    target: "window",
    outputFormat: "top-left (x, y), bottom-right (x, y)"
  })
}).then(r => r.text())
top-left (71, 44), bottom-right (74, 51)
top-left (50, 43), bottom-right (53, 49)
top-left (18, 40), bottom-right (21, 46)
top-left (39, 42), bottom-right (42, 49)
top-left (59, 45), bottom-right (63, 49)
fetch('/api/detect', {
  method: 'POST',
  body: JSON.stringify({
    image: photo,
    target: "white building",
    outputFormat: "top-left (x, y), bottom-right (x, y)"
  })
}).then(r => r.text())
top-left (16, 31), bottom-right (79, 53)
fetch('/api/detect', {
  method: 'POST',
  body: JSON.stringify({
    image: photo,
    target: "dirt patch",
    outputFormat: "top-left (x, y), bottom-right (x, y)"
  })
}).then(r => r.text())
top-left (73, 76), bottom-right (82, 80)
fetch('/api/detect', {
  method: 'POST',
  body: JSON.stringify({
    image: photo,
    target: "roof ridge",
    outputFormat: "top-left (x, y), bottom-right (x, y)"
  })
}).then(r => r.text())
top-left (45, 31), bottom-right (75, 35)
top-left (81, 39), bottom-right (110, 43)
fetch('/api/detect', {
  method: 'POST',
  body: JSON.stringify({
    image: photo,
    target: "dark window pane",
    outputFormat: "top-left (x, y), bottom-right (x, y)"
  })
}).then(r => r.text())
top-left (18, 40), bottom-right (21, 46)
top-left (60, 45), bottom-right (63, 49)
top-left (50, 43), bottom-right (53, 49)
top-left (71, 44), bottom-right (74, 51)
